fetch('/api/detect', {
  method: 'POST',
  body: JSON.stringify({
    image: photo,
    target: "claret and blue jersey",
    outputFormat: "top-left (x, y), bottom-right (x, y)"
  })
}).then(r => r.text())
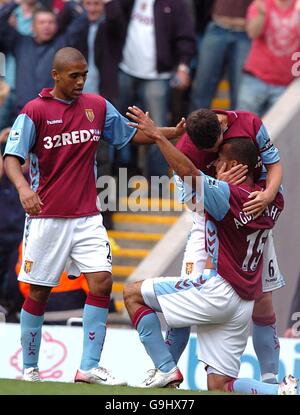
top-left (175, 109), bottom-right (284, 300)
top-left (4, 89), bottom-right (137, 218)
top-left (177, 172), bottom-right (284, 301)
top-left (202, 174), bottom-right (284, 301)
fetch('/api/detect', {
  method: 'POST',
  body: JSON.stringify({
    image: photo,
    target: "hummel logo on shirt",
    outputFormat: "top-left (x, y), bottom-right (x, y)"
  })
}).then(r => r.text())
top-left (47, 119), bottom-right (63, 125)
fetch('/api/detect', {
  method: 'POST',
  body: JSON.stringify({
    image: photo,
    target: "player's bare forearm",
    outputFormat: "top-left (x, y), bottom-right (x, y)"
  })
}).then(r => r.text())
top-left (264, 162), bottom-right (283, 201)
top-left (4, 155), bottom-right (43, 215)
top-left (127, 106), bottom-right (199, 181)
top-left (4, 155), bottom-right (30, 191)
top-left (131, 114), bottom-right (185, 144)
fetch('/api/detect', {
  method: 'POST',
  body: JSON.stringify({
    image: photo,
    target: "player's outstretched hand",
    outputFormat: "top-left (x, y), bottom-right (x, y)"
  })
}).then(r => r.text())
top-left (217, 163), bottom-right (248, 185)
top-left (175, 117), bottom-right (186, 139)
top-left (127, 106), bottom-right (162, 141)
top-left (18, 186), bottom-right (43, 215)
top-left (243, 190), bottom-right (269, 216)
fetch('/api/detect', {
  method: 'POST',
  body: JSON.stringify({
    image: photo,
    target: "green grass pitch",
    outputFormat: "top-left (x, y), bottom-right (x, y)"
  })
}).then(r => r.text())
top-left (0, 379), bottom-right (230, 395)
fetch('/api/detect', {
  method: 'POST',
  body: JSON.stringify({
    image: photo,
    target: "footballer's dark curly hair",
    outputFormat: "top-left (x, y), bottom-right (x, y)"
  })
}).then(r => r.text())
top-left (186, 109), bottom-right (221, 150)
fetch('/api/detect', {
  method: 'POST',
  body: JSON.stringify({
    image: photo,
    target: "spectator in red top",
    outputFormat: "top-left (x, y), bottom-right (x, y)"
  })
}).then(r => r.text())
top-left (237, 0), bottom-right (300, 116)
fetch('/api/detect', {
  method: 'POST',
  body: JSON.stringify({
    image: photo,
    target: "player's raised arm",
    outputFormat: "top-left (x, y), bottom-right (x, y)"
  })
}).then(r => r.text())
top-left (130, 111), bottom-right (186, 144)
top-left (127, 106), bottom-right (198, 180)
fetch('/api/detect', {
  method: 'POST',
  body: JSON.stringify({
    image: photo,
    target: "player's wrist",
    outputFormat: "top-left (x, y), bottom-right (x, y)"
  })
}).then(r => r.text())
top-left (16, 182), bottom-right (30, 192)
top-left (263, 188), bottom-right (276, 203)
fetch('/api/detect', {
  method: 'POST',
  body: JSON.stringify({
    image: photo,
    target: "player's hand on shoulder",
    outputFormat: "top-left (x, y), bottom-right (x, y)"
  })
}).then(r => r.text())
top-left (18, 186), bottom-right (44, 215)
top-left (243, 190), bottom-right (269, 216)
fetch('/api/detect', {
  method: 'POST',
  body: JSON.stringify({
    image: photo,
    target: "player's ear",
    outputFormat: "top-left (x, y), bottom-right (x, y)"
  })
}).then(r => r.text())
top-left (51, 68), bottom-right (59, 81)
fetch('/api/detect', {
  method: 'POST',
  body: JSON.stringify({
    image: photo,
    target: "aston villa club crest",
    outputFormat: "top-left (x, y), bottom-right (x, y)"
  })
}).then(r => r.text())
top-left (85, 109), bottom-right (95, 123)
top-left (24, 260), bottom-right (33, 274)
top-left (185, 262), bottom-right (194, 275)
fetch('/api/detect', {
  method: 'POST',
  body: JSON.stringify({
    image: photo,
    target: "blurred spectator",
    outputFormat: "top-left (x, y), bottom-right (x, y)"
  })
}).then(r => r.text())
top-left (40, 0), bottom-right (65, 15)
top-left (237, 0), bottom-right (300, 117)
top-left (284, 273), bottom-right (300, 338)
top-left (75, 0), bottom-right (126, 103)
top-left (169, 0), bottom-right (213, 125)
top-left (0, 0), bottom-right (38, 131)
top-left (0, 1), bottom-right (87, 118)
top-left (0, 127), bottom-right (25, 322)
top-left (116, 0), bottom-right (196, 178)
top-left (192, 0), bottom-right (213, 43)
top-left (190, 0), bottom-right (252, 111)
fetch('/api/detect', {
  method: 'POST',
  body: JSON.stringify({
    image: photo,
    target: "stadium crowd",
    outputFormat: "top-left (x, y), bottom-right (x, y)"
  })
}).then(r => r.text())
top-left (0, 0), bottom-right (300, 392)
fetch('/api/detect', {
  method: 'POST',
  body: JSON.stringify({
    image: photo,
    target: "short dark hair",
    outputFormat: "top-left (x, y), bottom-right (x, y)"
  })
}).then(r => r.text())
top-left (33, 7), bottom-right (56, 22)
top-left (221, 138), bottom-right (259, 173)
top-left (52, 47), bottom-right (87, 71)
top-left (186, 109), bottom-right (221, 150)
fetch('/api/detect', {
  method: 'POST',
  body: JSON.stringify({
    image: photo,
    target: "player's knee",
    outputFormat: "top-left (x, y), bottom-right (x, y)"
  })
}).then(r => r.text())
top-left (29, 284), bottom-right (52, 303)
top-left (123, 281), bottom-right (142, 308)
top-left (252, 291), bottom-right (274, 318)
top-left (123, 282), bottom-right (136, 306)
top-left (101, 273), bottom-right (113, 295)
top-left (87, 271), bottom-right (112, 296)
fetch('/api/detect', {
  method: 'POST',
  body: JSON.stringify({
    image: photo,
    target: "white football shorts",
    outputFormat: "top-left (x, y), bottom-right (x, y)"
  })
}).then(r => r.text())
top-left (182, 213), bottom-right (285, 292)
top-left (141, 269), bottom-right (254, 378)
top-left (19, 214), bottom-right (112, 287)
top-left (261, 230), bottom-right (285, 292)
top-left (180, 212), bottom-right (207, 278)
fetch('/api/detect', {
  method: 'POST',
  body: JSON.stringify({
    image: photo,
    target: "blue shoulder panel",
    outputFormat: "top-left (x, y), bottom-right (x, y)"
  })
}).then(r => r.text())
top-left (4, 114), bottom-right (36, 163)
top-left (256, 124), bottom-right (280, 165)
top-left (103, 100), bottom-right (137, 150)
top-left (202, 172), bottom-right (230, 221)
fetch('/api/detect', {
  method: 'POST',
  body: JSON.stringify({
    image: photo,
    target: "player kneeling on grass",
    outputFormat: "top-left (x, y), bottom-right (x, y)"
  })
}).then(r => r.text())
top-left (123, 106), bottom-right (298, 395)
